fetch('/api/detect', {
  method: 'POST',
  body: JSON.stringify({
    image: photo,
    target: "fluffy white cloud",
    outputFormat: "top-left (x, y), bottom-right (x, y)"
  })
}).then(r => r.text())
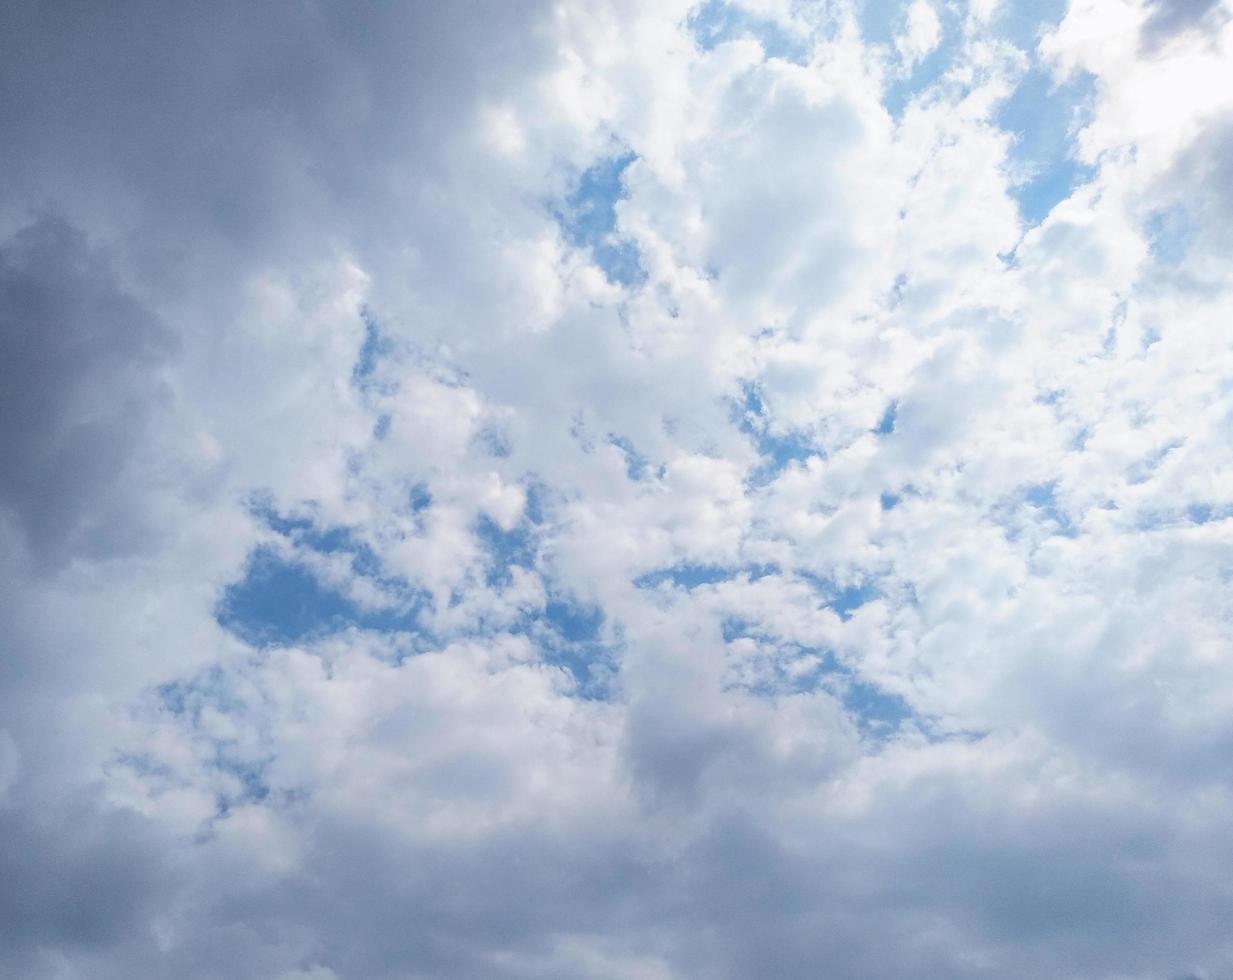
top-left (896, 0), bottom-right (943, 69)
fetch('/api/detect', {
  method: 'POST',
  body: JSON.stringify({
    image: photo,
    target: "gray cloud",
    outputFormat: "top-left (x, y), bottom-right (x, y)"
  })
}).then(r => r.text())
top-left (0, 217), bottom-right (174, 569)
top-left (0, 788), bottom-right (179, 977)
top-left (0, 0), bottom-right (558, 293)
top-left (1140, 0), bottom-right (1230, 53)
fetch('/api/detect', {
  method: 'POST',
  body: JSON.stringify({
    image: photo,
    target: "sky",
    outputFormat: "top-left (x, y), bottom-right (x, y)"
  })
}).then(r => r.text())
top-left (1, 0), bottom-right (1232, 977)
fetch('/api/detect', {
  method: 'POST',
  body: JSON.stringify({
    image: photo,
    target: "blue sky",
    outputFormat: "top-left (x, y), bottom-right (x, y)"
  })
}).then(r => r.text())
top-left (2, 1), bottom-right (1233, 978)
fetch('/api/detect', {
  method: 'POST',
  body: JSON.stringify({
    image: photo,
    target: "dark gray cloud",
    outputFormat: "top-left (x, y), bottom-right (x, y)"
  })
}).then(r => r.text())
top-left (0, 787), bottom-right (180, 978)
top-left (0, 0), bottom-right (557, 293)
top-left (0, 217), bottom-right (175, 569)
top-left (14, 771), bottom-right (1225, 980)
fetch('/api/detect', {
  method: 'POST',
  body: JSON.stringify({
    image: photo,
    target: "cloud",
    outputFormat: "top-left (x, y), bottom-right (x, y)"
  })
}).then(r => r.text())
top-left (0, 217), bottom-right (176, 569)
top-left (2, 0), bottom-right (1233, 978)
top-left (896, 0), bottom-right (943, 68)
top-left (1140, 0), bottom-right (1231, 53)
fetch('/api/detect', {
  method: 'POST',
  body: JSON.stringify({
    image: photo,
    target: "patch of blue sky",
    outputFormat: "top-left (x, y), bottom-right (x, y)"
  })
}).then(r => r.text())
top-left (842, 679), bottom-right (914, 735)
top-left (687, 0), bottom-right (810, 62)
top-left (522, 479), bottom-right (550, 526)
top-left (409, 483), bottom-right (433, 514)
top-left (748, 431), bottom-right (816, 487)
top-left (1126, 440), bottom-right (1183, 486)
top-left (735, 381), bottom-right (819, 486)
top-left (875, 400), bottom-right (897, 435)
top-left (831, 581), bottom-right (880, 618)
top-left (1024, 481), bottom-right (1059, 509)
top-left (887, 271), bottom-right (909, 309)
top-left (556, 151), bottom-right (646, 287)
top-left (735, 381), bottom-right (765, 431)
top-left (607, 433), bottom-right (652, 481)
top-left (996, 65), bottom-right (1097, 226)
top-left (635, 561), bottom-right (779, 591)
top-left (216, 547), bottom-right (422, 647)
top-left (1133, 499), bottom-right (1232, 532)
top-left (880, 490), bottom-right (902, 511)
top-left (990, 480), bottom-right (1078, 540)
top-left (544, 596), bottom-right (603, 642)
top-left (474, 426), bottom-right (512, 458)
top-left (727, 644), bottom-right (845, 698)
top-left (253, 503), bottom-right (313, 538)
top-left (718, 626), bottom-right (914, 735)
top-left (158, 664), bottom-right (232, 721)
top-left (352, 308), bottom-right (379, 384)
top-left (250, 498), bottom-right (386, 576)
top-left (990, 0), bottom-right (1070, 52)
top-left (858, 0), bottom-right (904, 46)
top-left (218, 502), bottom-right (429, 646)
top-left (1145, 204), bottom-right (1195, 266)
top-left (516, 592), bottom-right (616, 699)
top-left (570, 412), bottom-right (597, 454)
top-left (721, 615), bottom-right (762, 644)
top-left (475, 513), bottom-right (538, 589)
top-left (352, 307), bottom-right (394, 394)
top-left (448, 482), bottom-right (613, 696)
top-left (1187, 503), bottom-right (1231, 525)
top-left (798, 571), bottom-right (880, 620)
top-left (155, 670), bottom-right (274, 814)
top-left (210, 754), bottom-right (271, 813)
top-left (879, 3), bottom-right (967, 119)
top-left (873, 0), bottom-right (1093, 228)
top-left (864, 0), bottom-right (1066, 52)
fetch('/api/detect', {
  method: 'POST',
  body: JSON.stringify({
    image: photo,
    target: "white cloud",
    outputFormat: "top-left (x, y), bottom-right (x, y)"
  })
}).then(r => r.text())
top-left (896, 0), bottom-right (943, 69)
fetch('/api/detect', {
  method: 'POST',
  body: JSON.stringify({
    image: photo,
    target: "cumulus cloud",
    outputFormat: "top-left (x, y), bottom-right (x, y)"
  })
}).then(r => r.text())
top-left (2, 0), bottom-right (1233, 977)
top-left (896, 0), bottom-right (943, 68)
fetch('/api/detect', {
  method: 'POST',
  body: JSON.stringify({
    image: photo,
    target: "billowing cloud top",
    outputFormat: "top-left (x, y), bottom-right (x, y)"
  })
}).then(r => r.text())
top-left (2, 1), bottom-right (1233, 977)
